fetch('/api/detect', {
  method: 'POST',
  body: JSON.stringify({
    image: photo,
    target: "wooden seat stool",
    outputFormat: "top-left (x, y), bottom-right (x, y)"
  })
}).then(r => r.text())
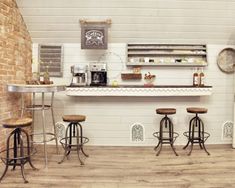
top-left (0, 117), bottom-right (37, 183)
top-left (183, 107), bottom-right (210, 155)
top-left (153, 108), bottom-right (179, 156)
top-left (59, 115), bottom-right (89, 165)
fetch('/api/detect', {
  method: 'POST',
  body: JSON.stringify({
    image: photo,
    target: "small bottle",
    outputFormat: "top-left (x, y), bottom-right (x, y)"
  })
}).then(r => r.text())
top-left (199, 68), bottom-right (205, 86)
top-left (193, 68), bottom-right (199, 86)
top-left (43, 66), bottom-right (50, 84)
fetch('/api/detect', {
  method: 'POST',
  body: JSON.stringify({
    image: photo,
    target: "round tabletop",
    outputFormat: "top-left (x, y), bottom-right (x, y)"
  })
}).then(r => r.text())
top-left (7, 84), bottom-right (65, 93)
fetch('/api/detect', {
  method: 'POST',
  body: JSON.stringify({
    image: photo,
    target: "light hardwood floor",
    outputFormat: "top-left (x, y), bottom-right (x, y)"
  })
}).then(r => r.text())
top-left (0, 145), bottom-right (235, 188)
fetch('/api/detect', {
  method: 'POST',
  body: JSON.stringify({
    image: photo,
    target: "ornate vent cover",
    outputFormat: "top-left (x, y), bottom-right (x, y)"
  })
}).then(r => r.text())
top-left (222, 121), bottom-right (233, 140)
top-left (130, 123), bottom-right (145, 142)
top-left (55, 122), bottom-right (66, 140)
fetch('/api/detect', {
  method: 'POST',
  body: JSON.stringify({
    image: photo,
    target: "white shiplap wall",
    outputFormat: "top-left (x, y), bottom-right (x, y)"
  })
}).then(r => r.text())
top-left (23, 0), bottom-right (235, 146)
top-left (17, 0), bottom-right (235, 44)
top-left (32, 43), bottom-right (234, 146)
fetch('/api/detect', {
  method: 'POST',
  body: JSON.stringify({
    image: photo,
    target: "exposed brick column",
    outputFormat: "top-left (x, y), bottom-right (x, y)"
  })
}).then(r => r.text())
top-left (0, 0), bottom-right (32, 151)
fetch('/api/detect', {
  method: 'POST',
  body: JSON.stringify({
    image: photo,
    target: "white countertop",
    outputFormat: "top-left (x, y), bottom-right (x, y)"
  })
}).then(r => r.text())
top-left (7, 84), bottom-right (66, 93)
top-left (66, 85), bottom-right (212, 97)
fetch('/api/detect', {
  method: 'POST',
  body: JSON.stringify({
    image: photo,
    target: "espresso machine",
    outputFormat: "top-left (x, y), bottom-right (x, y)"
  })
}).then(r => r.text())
top-left (89, 63), bottom-right (107, 86)
top-left (70, 65), bottom-right (88, 86)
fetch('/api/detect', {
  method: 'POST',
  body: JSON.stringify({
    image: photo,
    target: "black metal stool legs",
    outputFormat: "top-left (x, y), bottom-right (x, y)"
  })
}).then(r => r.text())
top-left (0, 164), bottom-right (9, 183)
top-left (183, 116), bottom-right (195, 150)
top-left (74, 123), bottom-right (84, 165)
top-left (0, 128), bottom-right (36, 183)
top-left (12, 130), bottom-right (19, 171)
top-left (153, 140), bottom-right (161, 151)
top-left (59, 122), bottom-right (88, 165)
top-left (155, 117), bottom-right (165, 156)
top-left (19, 134), bottom-right (28, 183)
top-left (183, 114), bottom-right (210, 155)
top-left (58, 123), bottom-right (70, 164)
top-left (153, 115), bottom-right (179, 156)
top-left (75, 124), bottom-right (84, 165)
top-left (78, 123), bottom-right (89, 157)
top-left (198, 118), bottom-right (210, 155)
top-left (0, 130), bottom-right (12, 183)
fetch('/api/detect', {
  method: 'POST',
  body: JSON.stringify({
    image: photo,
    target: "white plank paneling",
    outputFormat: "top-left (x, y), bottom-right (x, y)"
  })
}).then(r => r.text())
top-left (18, 8), bottom-right (235, 18)
top-left (27, 24), bottom-right (235, 33)
top-left (16, 0), bottom-right (235, 9)
top-left (32, 43), bottom-right (234, 146)
top-left (17, 0), bottom-right (235, 44)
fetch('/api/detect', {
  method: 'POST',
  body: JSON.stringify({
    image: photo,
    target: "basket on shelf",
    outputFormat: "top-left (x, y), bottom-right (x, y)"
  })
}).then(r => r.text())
top-left (121, 73), bottom-right (142, 80)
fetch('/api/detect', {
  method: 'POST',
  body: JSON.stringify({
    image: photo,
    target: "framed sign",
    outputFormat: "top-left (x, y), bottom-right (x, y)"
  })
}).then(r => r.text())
top-left (80, 19), bottom-right (111, 50)
top-left (81, 25), bottom-right (107, 49)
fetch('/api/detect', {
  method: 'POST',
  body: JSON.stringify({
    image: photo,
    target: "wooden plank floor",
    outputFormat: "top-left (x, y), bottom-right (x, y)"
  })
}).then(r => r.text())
top-left (0, 145), bottom-right (235, 188)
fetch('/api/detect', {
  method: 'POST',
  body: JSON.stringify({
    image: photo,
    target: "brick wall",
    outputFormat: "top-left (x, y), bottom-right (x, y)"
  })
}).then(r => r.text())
top-left (0, 0), bottom-right (32, 151)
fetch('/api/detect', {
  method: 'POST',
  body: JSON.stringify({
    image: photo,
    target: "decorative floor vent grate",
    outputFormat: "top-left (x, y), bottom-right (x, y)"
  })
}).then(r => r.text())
top-left (222, 121), bottom-right (233, 140)
top-left (55, 122), bottom-right (66, 140)
top-left (130, 123), bottom-right (145, 143)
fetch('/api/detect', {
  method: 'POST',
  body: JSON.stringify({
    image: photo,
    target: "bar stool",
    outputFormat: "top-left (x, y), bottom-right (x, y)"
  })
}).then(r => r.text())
top-left (153, 108), bottom-right (179, 156)
top-left (0, 117), bottom-right (37, 183)
top-left (183, 107), bottom-right (210, 155)
top-left (59, 115), bottom-right (89, 165)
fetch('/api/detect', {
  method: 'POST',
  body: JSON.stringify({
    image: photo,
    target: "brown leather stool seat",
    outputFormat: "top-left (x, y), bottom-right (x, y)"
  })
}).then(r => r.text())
top-left (0, 117), bottom-right (36, 183)
top-left (156, 108), bottom-right (176, 115)
top-left (62, 115), bottom-right (86, 123)
top-left (2, 117), bottom-right (32, 129)
top-left (187, 107), bottom-right (207, 114)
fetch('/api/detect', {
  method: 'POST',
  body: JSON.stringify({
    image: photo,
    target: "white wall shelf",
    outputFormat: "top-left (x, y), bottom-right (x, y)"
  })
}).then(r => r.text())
top-left (66, 86), bottom-right (212, 97)
top-left (127, 44), bottom-right (208, 67)
top-left (126, 62), bottom-right (208, 67)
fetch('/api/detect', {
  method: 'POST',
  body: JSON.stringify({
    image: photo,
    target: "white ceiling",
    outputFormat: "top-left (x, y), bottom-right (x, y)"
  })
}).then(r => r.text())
top-left (16, 0), bottom-right (235, 44)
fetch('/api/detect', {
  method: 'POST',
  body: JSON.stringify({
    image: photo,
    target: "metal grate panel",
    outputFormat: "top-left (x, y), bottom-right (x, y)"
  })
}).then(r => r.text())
top-left (39, 44), bottom-right (63, 77)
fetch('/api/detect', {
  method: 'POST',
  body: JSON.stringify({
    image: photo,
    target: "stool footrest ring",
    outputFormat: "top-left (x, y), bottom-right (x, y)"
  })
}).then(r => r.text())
top-left (153, 131), bottom-right (179, 143)
top-left (0, 147), bottom-right (37, 164)
top-left (60, 136), bottom-right (89, 149)
top-left (183, 131), bottom-right (210, 142)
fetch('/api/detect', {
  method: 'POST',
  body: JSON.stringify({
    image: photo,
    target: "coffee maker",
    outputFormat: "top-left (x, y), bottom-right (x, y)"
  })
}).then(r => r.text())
top-left (70, 65), bottom-right (88, 86)
top-left (89, 63), bottom-right (107, 86)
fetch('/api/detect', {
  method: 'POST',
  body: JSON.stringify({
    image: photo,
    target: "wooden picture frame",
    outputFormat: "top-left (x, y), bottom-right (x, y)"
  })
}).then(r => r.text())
top-left (81, 25), bottom-right (108, 49)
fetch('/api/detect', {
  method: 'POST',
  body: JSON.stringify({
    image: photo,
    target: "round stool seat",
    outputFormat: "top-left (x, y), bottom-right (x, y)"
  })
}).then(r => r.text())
top-left (2, 117), bottom-right (32, 129)
top-left (62, 115), bottom-right (86, 123)
top-left (156, 108), bottom-right (176, 115)
top-left (187, 107), bottom-right (207, 114)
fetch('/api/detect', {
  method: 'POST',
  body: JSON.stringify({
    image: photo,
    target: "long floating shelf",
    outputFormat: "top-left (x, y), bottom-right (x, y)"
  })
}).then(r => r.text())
top-left (66, 86), bottom-right (212, 97)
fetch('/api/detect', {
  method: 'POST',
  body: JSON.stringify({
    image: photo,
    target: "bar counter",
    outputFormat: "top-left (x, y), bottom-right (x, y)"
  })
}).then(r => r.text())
top-left (66, 85), bottom-right (212, 97)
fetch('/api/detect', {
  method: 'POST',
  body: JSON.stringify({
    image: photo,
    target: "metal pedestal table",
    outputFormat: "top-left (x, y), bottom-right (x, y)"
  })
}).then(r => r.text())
top-left (7, 84), bottom-right (65, 168)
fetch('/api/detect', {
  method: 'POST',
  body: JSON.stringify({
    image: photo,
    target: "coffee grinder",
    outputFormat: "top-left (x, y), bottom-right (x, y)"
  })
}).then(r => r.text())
top-left (70, 65), bottom-right (88, 86)
top-left (89, 63), bottom-right (107, 86)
